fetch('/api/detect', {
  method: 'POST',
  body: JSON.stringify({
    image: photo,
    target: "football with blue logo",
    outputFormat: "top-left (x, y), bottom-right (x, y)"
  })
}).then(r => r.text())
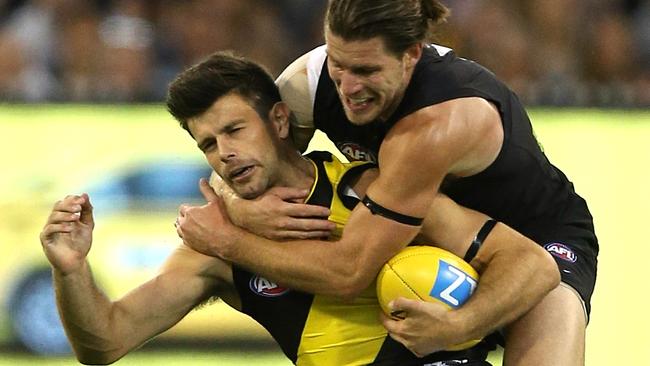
top-left (376, 246), bottom-right (481, 350)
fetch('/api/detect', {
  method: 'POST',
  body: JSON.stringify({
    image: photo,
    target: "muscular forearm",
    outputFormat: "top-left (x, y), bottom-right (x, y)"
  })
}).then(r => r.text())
top-left (182, 182), bottom-right (421, 299)
top-left (53, 261), bottom-right (126, 364)
top-left (222, 217), bottom-right (413, 298)
top-left (225, 229), bottom-right (365, 297)
top-left (449, 237), bottom-right (560, 343)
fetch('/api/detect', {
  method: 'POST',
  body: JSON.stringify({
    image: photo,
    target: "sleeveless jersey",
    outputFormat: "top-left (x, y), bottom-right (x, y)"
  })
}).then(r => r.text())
top-left (312, 45), bottom-right (597, 249)
top-left (231, 151), bottom-right (491, 365)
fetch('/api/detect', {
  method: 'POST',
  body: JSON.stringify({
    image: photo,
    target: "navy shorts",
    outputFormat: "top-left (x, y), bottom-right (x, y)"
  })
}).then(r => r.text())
top-left (520, 220), bottom-right (599, 318)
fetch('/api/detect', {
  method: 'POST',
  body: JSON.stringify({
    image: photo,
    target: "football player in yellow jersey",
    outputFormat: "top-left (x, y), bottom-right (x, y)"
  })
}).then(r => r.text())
top-left (41, 52), bottom-right (558, 365)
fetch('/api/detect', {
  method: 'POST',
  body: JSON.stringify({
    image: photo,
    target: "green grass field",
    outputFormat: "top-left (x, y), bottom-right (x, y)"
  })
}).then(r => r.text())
top-left (1, 106), bottom-right (649, 365)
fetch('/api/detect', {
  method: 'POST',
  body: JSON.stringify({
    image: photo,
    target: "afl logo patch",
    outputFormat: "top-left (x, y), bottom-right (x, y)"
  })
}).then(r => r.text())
top-left (544, 243), bottom-right (578, 263)
top-left (338, 142), bottom-right (377, 163)
top-left (249, 276), bottom-right (289, 297)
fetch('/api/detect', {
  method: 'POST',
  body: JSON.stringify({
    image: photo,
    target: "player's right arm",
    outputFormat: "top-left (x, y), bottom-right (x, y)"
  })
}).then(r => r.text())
top-left (40, 194), bottom-right (232, 364)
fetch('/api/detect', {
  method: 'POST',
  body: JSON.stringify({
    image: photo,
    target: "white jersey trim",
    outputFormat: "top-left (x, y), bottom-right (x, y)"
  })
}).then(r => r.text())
top-left (306, 45), bottom-right (327, 110)
top-left (428, 43), bottom-right (452, 56)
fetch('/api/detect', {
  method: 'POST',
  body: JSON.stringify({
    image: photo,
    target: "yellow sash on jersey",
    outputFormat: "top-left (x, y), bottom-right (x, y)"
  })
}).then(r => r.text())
top-left (297, 155), bottom-right (387, 366)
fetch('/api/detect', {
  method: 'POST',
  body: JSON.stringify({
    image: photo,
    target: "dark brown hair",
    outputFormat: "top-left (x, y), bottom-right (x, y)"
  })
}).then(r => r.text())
top-left (166, 51), bottom-right (281, 135)
top-left (325, 0), bottom-right (449, 56)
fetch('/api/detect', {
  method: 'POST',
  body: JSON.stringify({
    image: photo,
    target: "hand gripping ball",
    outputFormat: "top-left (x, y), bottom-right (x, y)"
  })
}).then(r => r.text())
top-left (376, 246), bottom-right (481, 350)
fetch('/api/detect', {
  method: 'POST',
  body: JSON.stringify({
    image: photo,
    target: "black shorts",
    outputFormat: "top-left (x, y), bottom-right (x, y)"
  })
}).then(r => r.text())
top-left (376, 338), bottom-right (495, 365)
top-left (520, 221), bottom-right (599, 318)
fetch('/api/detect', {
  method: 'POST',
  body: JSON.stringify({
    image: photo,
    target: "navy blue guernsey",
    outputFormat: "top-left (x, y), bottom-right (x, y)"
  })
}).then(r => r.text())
top-left (313, 45), bottom-right (598, 246)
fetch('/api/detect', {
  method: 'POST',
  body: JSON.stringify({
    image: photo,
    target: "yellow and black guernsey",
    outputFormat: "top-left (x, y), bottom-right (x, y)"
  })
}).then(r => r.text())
top-left (231, 152), bottom-right (491, 366)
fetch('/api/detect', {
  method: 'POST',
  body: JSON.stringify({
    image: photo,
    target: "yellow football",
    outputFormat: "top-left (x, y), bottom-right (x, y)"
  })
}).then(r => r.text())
top-left (376, 246), bottom-right (481, 350)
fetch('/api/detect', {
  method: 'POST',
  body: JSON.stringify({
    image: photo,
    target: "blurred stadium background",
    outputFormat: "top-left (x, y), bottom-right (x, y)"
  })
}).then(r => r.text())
top-left (0, 0), bottom-right (648, 365)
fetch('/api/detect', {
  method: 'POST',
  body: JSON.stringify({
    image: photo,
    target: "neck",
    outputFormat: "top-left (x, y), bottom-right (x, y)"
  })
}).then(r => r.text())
top-left (275, 149), bottom-right (316, 194)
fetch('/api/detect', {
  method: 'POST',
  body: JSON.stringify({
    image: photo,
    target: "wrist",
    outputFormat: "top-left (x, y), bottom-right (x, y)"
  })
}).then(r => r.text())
top-left (225, 195), bottom-right (245, 227)
top-left (446, 307), bottom-right (477, 344)
top-left (216, 224), bottom-right (246, 261)
top-left (53, 259), bottom-right (89, 279)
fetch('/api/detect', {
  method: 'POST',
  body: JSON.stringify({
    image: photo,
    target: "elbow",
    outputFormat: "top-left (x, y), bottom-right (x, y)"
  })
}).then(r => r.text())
top-left (73, 345), bottom-right (126, 365)
top-left (337, 281), bottom-right (365, 301)
top-left (79, 359), bottom-right (117, 366)
top-left (322, 241), bottom-right (380, 300)
top-left (333, 268), bottom-right (375, 301)
top-left (76, 353), bottom-right (118, 365)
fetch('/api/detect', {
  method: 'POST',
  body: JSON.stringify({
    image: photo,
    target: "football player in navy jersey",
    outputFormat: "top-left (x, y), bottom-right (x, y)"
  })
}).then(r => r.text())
top-left (181, 1), bottom-right (598, 365)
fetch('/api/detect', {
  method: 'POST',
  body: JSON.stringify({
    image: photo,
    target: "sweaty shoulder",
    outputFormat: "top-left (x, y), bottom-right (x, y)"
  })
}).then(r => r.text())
top-left (275, 46), bottom-right (327, 134)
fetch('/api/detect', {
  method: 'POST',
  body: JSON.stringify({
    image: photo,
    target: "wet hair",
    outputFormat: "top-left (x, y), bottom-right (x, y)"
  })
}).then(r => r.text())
top-left (325, 0), bottom-right (449, 56)
top-left (166, 51), bottom-right (281, 135)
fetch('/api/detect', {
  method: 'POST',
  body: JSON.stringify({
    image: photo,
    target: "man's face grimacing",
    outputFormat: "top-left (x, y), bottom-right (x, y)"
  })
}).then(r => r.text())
top-left (325, 30), bottom-right (421, 125)
top-left (187, 92), bottom-right (286, 199)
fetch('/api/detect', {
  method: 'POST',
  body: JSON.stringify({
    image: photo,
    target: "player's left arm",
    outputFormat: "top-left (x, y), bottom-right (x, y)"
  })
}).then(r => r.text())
top-left (402, 194), bottom-right (560, 353)
top-left (458, 221), bottom-right (560, 345)
top-left (380, 99), bottom-right (561, 354)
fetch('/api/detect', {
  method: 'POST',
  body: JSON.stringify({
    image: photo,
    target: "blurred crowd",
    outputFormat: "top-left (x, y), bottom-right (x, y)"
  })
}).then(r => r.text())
top-left (0, 0), bottom-right (648, 107)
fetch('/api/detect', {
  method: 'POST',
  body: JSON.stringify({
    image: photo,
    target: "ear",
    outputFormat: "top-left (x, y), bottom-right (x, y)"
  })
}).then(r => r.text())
top-left (403, 43), bottom-right (423, 69)
top-left (268, 102), bottom-right (291, 139)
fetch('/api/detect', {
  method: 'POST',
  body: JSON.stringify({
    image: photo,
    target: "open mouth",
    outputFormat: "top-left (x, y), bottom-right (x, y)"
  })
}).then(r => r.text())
top-left (345, 96), bottom-right (374, 112)
top-left (229, 165), bottom-right (254, 181)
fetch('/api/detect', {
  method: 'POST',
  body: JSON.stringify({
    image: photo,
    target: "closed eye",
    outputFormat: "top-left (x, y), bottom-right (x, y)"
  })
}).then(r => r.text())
top-left (350, 66), bottom-right (380, 76)
top-left (227, 126), bottom-right (243, 134)
top-left (223, 121), bottom-right (245, 135)
top-left (198, 138), bottom-right (216, 153)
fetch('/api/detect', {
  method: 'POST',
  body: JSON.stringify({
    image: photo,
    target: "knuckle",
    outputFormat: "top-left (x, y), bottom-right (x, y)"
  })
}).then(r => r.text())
top-left (277, 218), bottom-right (290, 230)
top-left (298, 221), bottom-right (309, 231)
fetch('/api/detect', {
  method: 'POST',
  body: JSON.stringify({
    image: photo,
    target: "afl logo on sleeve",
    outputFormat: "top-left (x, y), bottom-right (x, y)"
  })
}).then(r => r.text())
top-left (544, 242), bottom-right (578, 263)
top-left (249, 275), bottom-right (290, 297)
